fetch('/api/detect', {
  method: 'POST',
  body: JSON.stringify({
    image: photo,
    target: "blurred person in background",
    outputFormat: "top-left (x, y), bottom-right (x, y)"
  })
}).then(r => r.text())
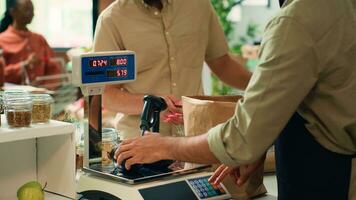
top-left (0, 0), bottom-right (62, 89)
top-left (0, 48), bottom-right (4, 87)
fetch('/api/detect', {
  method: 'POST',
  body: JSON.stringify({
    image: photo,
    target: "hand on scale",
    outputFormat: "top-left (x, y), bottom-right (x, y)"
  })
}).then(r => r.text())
top-left (109, 95), bottom-right (175, 176)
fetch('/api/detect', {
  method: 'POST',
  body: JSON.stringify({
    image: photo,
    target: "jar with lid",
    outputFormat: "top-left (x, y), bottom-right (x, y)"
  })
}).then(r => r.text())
top-left (101, 128), bottom-right (119, 172)
top-left (5, 96), bottom-right (33, 128)
top-left (4, 89), bottom-right (30, 100)
top-left (31, 94), bottom-right (53, 124)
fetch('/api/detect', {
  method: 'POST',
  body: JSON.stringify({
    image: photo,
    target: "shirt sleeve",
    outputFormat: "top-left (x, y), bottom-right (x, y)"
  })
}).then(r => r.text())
top-left (207, 17), bottom-right (320, 166)
top-left (205, 2), bottom-right (229, 61)
top-left (93, 13), bottom-right (124, 52)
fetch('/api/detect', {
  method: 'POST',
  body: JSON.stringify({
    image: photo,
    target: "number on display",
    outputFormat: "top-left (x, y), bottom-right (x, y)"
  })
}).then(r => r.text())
top-left (117, 69), bottom-right (128, 77)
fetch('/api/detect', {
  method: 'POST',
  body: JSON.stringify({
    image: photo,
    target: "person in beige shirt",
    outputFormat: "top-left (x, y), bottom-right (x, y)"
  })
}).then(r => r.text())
top-left (93, 0), bottom-right (251, 139)
top-left (115, 0), bottom-right (356, 199)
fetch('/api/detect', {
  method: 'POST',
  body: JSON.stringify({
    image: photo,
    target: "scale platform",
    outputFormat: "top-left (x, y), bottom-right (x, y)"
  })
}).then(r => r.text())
top-left (84, 160), bottom-right (210, 184)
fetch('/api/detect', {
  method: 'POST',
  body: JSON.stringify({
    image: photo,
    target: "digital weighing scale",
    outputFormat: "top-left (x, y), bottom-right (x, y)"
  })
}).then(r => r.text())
top-left (73, 51), bottom-right (232, 200)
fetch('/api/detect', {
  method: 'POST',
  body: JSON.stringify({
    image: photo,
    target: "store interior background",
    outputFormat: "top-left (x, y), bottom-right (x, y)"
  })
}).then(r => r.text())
top-left (0, 0), bottom-right (280, 48)
top-left (0, 0), bottom-right (282, 152)
top-left (0, 0), bottom-right (281, 162)
top-left (0, 0), bottom-right (280, 85)
top-left (0, 0), bottom-right (282, 198)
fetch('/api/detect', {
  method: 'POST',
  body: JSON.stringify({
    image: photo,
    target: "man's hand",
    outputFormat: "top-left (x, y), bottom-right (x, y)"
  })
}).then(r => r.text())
top-left (114, 133), bottom-right (220, 169)
top-left (114, 133), bottom-right (170, 170)
top-left (208, 156), bottom-right (265, 187)
top-left (161, 95), bottom-right (183, 125)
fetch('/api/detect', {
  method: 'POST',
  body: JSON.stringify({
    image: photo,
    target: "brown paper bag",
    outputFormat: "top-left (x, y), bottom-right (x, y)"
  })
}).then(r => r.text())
top-left (182, 95), bottom-right (267, 200)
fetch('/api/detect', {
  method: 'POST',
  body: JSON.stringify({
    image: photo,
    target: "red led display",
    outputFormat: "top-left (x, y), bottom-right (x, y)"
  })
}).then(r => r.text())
top-left (89, 59), bottom-right (109, 67)
top-left (111, 58), bottom-right (128, 66)
top-left (106, 69), bottom-right (128, 78)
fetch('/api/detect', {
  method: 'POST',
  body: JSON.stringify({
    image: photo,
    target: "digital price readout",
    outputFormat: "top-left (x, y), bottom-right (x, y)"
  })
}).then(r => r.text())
top-left (73, 51), bottom-right (136, 85)
top-left (89, 58), bottom-right (128, 68)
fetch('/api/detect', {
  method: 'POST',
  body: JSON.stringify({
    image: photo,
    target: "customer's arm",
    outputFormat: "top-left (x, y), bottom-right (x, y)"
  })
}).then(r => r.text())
top-left (4, 62), bottom-right (24, 83)
top-left (4, 53), bottom-right (38, 84)
top-left (207, 54), bottom-right (252, 90)
top-left (207, 17), bottom-right (319, 166)
top-left (102, 85), bottom-right (145, 115)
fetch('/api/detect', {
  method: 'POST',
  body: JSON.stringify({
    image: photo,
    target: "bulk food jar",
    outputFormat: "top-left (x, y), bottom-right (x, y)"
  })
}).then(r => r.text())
top-left (31, 94), bottom-right (53, 123)
top-left (101, 128), bottom-right (119, 172)
top-left (5, 96), bottom-right (33, 128)
top-left (4, 89), bottom-right (30, 99)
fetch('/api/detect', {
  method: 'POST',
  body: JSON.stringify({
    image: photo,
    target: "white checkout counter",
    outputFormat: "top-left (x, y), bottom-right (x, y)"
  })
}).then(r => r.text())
top-left (0, 115), bottom-right (76, 200)
top-left (0, 112), bottom-right (278, 200)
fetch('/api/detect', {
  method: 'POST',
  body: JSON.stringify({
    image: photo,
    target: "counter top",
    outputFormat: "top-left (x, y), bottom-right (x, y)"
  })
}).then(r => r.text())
top-left (0, 115), bottom-right (75, 143)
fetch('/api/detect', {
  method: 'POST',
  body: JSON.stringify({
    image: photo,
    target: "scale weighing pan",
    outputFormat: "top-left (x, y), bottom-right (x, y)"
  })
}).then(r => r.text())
top-left (83, 161), bottom-right (210, 184)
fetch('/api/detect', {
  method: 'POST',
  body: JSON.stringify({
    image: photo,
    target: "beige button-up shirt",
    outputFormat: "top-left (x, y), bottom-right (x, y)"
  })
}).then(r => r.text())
top-left (208, 0), bottom-right (356, 163)
top-left (93, 0), bottom-right (228, 138)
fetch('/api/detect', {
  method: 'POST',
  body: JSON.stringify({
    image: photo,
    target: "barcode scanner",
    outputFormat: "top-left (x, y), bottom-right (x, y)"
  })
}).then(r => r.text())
top-left (139, 95), bottom-right (167, 135)
top-left (110, 95), bottom-right (173, 174)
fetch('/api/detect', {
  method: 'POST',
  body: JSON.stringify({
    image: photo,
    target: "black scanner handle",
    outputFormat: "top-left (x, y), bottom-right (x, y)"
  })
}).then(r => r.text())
top-left (140, 95), bottom-right (167, 135)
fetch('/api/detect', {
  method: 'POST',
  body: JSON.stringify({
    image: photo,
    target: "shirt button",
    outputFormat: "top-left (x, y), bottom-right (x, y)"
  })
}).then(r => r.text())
top-left (170, 57), bottom-right (175, 61)
top-left (154, 11), bottom-right (159, 16)
top-left (172, 83), bottom-right (177, 87)
top-left (165, 31), bottom-right (169, 35)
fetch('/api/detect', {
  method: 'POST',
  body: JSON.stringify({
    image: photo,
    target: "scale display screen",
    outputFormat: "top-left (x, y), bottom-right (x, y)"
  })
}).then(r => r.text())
top-left (81, 54), bottom-right (135, 84)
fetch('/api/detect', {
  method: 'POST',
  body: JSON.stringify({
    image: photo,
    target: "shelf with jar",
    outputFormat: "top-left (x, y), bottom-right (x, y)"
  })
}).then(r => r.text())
top-left (0, 103), bottom-right (76, 199)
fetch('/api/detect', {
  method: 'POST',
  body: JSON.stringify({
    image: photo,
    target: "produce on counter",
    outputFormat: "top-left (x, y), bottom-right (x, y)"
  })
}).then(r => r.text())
top-left (17, 181), bottom-right (45, 200)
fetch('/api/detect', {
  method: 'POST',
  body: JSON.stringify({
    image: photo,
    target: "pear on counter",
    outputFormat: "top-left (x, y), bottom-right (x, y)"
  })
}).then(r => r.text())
top-left (17, 181), bottom-right (45, 200)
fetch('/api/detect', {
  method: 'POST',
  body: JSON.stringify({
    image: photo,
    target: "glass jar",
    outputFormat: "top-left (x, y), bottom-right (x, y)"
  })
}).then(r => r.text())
top-left (4, 89), bottom-right (30, 100)
top-left (31, 94), bottom-right (53, 124)
top-left (76, 141), bottom-right (84, 170)
top-left (101, 128), bottom-right (119, 172)
top-left (5, 96), bottom-right (33, 128)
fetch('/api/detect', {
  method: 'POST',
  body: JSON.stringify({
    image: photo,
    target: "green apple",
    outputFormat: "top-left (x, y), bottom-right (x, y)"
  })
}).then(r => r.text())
top-left (17, 181), bottom-right (44, 200)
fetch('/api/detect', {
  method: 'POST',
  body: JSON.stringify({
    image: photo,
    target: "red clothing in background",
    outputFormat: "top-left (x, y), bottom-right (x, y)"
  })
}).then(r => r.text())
top-left (0, 26), bottom-right (62, 85)
top-left (0, 50), bottom-right (4, 87)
